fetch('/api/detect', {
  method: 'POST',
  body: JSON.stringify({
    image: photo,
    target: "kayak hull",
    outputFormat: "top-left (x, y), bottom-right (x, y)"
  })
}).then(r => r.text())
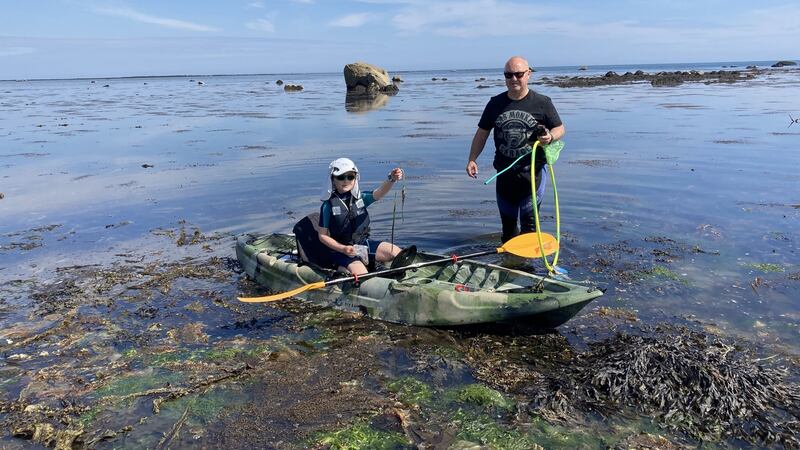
top-left (237, 233), bottom-right (603, 328)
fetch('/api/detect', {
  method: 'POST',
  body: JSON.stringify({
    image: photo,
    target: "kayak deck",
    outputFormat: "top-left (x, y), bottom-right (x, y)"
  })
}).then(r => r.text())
top-left (237, 233), bottom-right (602, 327)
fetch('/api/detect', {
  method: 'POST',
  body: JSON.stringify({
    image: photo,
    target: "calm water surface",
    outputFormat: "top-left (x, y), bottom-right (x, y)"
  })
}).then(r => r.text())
top-left (1, 63), bottom-right (799, 448)
top-left (3, 65), bottom-right (798, 345)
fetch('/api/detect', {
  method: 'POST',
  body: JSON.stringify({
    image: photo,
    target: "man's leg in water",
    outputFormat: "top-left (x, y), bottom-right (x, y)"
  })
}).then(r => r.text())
top-left (520, 167), bottom-right (547, 233)
top-left (496, 175), bottom-right (521, 243)
top-left (497, 196), bottom-right (520, 243)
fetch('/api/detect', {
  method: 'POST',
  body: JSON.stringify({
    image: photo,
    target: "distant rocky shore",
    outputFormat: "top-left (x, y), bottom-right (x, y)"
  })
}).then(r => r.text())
top-left (540, 64), bottom-right (797, 88)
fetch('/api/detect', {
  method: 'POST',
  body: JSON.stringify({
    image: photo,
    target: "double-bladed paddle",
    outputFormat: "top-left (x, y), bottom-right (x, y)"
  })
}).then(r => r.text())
top-left (238, 232), bottom-right (558, 303)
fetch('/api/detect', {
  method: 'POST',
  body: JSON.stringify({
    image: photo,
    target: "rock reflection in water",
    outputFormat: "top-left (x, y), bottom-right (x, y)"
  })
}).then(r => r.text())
top-left (344, 92), bottom-right (389, 113)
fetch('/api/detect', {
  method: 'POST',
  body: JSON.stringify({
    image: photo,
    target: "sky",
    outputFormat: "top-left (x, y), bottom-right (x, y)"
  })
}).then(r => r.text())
top-left (1, 0), bottom-right (799, 79)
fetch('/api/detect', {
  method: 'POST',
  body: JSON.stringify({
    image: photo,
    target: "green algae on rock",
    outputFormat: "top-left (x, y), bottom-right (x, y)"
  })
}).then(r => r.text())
top-left (387, 376), bottom-right (433, 406)
top-left (449, 384), bottom-right (513, 411)
top-left (313, 419), bottom-right (410, 450)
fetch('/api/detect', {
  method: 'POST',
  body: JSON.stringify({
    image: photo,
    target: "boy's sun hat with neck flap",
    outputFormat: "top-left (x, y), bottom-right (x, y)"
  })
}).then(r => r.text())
top-left (321, 157), bottom-right (361, 201)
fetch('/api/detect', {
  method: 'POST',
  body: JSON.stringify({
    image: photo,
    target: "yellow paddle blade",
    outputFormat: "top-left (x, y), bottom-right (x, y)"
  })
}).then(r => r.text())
top-left (498, 232), bottom-right (559, 258)
top-left (238, 280), bottom-right (326, 303)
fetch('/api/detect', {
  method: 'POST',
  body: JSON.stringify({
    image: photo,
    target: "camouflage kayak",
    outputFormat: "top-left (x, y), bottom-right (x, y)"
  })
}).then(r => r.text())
top-left (237, 233), bottom-right (603, 328)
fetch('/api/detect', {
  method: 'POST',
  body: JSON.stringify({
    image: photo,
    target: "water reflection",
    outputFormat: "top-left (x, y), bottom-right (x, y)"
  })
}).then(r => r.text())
top-left (344, 91), bottom-right (390, 113)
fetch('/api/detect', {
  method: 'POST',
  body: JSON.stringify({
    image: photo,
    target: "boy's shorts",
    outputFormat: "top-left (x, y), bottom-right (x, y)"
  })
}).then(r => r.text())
top-left (329, 239), bottom-right (381, 268)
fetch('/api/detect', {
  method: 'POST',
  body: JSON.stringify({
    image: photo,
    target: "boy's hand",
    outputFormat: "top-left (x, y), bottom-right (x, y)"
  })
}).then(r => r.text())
top-left (388, 167), bottom-right (403, 182)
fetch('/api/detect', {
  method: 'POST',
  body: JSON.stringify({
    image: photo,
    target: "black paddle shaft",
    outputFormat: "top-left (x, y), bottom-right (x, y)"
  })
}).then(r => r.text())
top-left (323, 249), bottom-right (497, 287)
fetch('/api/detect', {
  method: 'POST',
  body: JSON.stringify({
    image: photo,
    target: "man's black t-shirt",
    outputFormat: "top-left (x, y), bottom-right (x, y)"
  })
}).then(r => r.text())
top-left (478, 90), bottom-right (562, 177)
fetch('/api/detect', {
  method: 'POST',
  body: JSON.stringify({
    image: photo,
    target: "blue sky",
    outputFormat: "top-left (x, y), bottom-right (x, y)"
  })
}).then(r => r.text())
top-left (2, 0), bottom-right (799, 79)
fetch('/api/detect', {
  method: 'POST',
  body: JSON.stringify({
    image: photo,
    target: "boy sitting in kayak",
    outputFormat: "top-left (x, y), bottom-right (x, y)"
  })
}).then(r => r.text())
top-left (318, 157), bottom-right (404, 276)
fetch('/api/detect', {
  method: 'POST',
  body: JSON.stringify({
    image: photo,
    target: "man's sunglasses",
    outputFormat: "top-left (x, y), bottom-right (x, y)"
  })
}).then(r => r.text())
top-left (334, 174), bottom-right (356, 181)
top-left (503, 70), bottom-right (529, 79)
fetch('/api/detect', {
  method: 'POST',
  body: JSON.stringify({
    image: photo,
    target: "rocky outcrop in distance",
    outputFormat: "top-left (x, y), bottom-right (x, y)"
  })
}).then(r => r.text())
top-left (540, 68), bottom-right (776, 88)
top-left (343, 62), bottom-right (399, 95)
top-left (772, 60), bottom-right (797, 67)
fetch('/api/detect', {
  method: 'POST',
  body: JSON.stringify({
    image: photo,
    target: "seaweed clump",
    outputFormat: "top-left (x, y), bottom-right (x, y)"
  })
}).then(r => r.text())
top-left (529, 329), bottom-right (800, 447)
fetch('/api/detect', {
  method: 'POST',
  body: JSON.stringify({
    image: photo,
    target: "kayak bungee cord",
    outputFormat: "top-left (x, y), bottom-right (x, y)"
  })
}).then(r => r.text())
top-left (484, 138), bottom-right (565, 274)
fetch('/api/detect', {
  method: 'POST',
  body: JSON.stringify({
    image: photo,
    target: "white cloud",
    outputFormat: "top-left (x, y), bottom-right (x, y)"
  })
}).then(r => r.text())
top-left (247, 2), bottom-right (265, 8)
top-left (383, 0), bottom-right (800, 50)
top-left (354, 0), bottom-right (420, 4)
top-left (330, 13), bottom-right (372, 27)
top-left (290, 0), bottom-right (315, 4)
top-left (247, 18), bottom-right (276, 33)
top-left (93, 6), bottom-right (221, 32)
top-left (0, 47), bottom-right (36, 57)
top-left (544, 5), bottom-right (800, 51)
top-left (389, 0), bottom-right (555, 37)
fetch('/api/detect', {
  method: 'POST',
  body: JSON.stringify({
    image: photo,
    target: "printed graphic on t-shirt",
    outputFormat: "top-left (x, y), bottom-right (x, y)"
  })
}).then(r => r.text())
top-left (495, 110), bottom-right (538, 158)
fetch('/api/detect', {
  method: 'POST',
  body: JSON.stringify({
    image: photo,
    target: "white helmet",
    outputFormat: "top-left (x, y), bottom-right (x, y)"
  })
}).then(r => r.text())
top-left (329, 157), bottom-right (359, 176)
top-left (321, 157), bottom-right (361, 200)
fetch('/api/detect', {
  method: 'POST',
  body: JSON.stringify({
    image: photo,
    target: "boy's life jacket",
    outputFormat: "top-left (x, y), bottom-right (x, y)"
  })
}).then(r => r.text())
top-left (325, 194), bottom-right (371, 245)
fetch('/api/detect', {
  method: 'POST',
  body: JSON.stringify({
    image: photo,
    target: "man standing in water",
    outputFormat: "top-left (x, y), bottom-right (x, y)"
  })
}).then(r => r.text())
top-left (466, 56), bottom-right (564, 243)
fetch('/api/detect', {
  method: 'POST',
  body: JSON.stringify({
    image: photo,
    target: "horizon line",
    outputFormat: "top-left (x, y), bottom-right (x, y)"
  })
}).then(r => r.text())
top-left (1, 58), bottom-right (794, 83)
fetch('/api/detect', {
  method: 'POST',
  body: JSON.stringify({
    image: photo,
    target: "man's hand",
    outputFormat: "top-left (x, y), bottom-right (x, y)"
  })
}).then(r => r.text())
top-left (539, 130), bottom-right (554, 145)
top-left (466, 160), bottom-right (479, 178)
top-left (467, 128), bottom-right (490, 179)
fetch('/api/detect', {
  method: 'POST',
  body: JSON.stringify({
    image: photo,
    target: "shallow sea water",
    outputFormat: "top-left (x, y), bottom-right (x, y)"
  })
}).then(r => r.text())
top-left (1, 63), bottom-right (799, 448)
top-left (3, 66), bottom-right (798, 341)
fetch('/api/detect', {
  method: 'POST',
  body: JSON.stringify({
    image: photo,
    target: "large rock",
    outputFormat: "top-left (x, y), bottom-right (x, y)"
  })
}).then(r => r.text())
top-left (771, 60), bottom-right (797, 67)
top-left (343, 62), bottom-right (398, 94)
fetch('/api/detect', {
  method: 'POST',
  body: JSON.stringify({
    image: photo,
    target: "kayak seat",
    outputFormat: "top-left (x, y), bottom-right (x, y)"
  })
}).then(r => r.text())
top-left (292, 213), bottom-right (337, 271)
top-left (385, 245), bottom-right (416, 279)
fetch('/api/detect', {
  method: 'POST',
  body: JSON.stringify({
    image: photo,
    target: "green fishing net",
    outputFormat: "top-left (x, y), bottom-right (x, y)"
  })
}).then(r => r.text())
top-left (543, 140), bottom-right (564, 166)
